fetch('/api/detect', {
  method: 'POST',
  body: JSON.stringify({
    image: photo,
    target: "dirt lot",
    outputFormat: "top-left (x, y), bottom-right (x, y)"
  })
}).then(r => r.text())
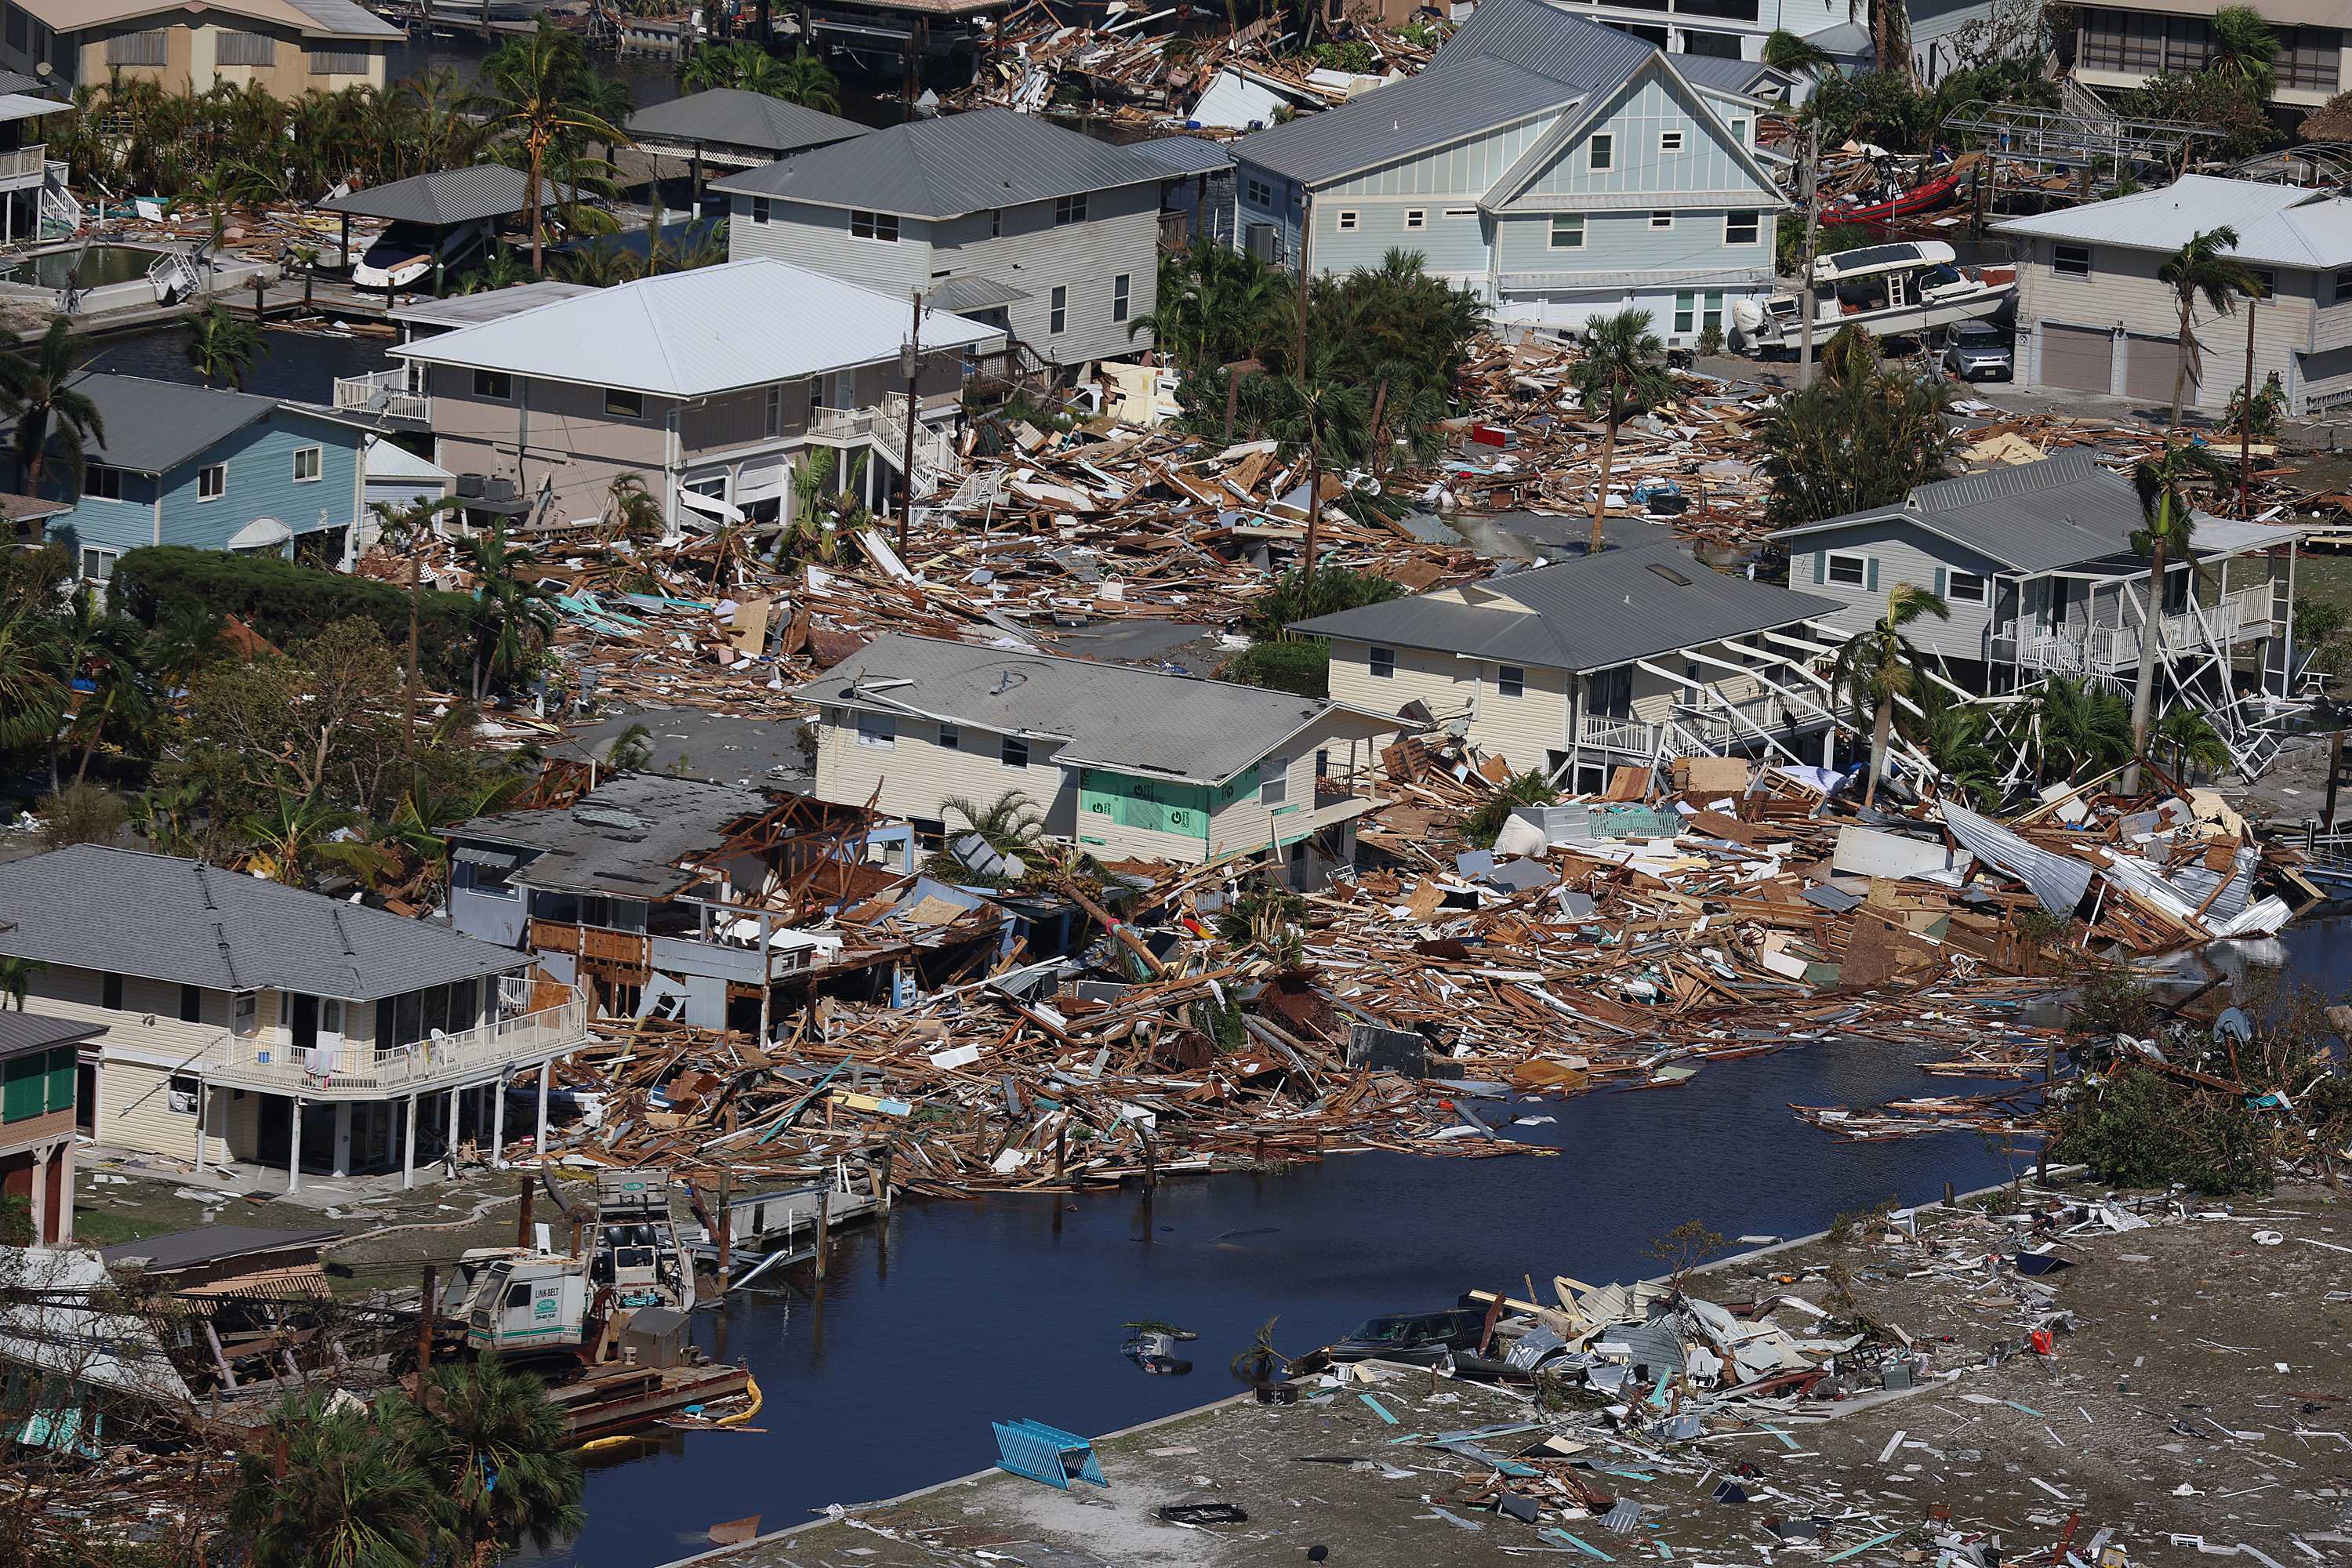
top-left (677, 1179), bottom-right (2352, 1568)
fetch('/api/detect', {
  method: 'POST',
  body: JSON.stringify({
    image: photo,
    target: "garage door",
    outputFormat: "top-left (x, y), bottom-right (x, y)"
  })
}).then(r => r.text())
top-left (2038, 324), bottom-right (2112, 393)
top-left (2125, 333), bottom-right (2194, 408)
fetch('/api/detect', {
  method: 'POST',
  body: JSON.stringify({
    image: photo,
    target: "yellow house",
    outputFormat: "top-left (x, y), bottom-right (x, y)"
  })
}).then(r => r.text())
top-left (0, 0), bottom-right (401, 96)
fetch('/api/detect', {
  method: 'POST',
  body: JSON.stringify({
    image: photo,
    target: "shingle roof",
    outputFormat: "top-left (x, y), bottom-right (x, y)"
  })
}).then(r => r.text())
top-left (1994, 175), bottom-right (2352, 269)
top-left (449, 774), bottom-right (778, 898)
top-left (1290, 539), bottom-right (1838, 672)
top-left (0, 1012), bottom-right (101, 1059)
top-left (99, 1225), bottom-right (343, 1273)
top-left (1233, 56), bottom-right (1572, 186)
top-left (796, 633), bottom-right (1352, 785)
top-left (0, 374), bottom-right (282, 475)
top-left (712, 107), bottom-right (1174, 218)
top-left (1774, 452), bottom-right (2148, 574)
top-left (317, 165), bottom-right (561, 227)
top-left (0, 845), bottom-right (526, 1000)
top-left (391, 259), bottom-right (1004, 397)
top-left (626, 89), bottom-right (869, 157)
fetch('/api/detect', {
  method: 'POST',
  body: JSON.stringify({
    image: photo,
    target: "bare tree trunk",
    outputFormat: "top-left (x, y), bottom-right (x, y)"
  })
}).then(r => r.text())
top-left (1587, 408), bottom-right (1617, 557)
top-left (2169, 293), bottom-right (2191, 428)
top-left (529, 140), bottom-right (546, 278)
top-left (2123, 524), bottom-right (2168, 796)
top-left (1866, 691), bottom-right (1893, 808)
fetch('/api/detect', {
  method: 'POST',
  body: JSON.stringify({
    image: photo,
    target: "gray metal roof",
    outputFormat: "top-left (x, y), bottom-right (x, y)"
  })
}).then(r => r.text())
top-left (1672, 53), bottom-right (1790, 96)
top-left (0, 845), bottom-right (527, 1001)
top-left (626, 89), bottom-right (869, 157)
top-left (1234, 55), bottom-right (1572, 187)
top-left (927, 274), bottom-right (1028, 312)
top-left (796, 633), bottom-right (1351, 786)
top-left (712, 107), bottom-right (1175, 219)
top-left (100, 1225), bottom-right (343, 1272)
top-left (391, 281), bottom-right (597, 330)
top-left (1122, 134), bottom-right (1237, 176)
top-left (317, 165), bottom-right (560, 227)
top-left (1290, 539), bottom-right (1838, 673)
top-left (1428, 0), bottom-right (1657, 92)
top-left (1994, 175), bottom-right (2352, 269)
top-left (449, 773), bottom-right (779, 898)
top-left (0, 1012), bottom-right (101, 1058)
top-left (2, 373), bottom-right (284, 476)
top-left (1775, 452), bottom-right (2150, 575)
top-left (284, 0), bottom-right (405, 36)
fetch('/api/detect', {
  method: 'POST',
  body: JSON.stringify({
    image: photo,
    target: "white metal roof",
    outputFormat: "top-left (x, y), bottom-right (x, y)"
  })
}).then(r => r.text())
top-left (1994, 176), bottom-right (2352, 270)
top-left (0, 93), bottom-right (65, 124)
top-left (391, 259), bottom-right (1007, 397)
top-left (365, 436), bottom-right (453, 483)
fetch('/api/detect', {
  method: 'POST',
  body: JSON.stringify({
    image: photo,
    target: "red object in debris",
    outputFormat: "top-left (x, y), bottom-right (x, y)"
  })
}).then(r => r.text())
top-left (1468, 423), bottom-right (1511, 449)
top-left (1825, 168), bottom-right (1967, 226)
top-left (2028, 1328), bottom-right (2055, 1356)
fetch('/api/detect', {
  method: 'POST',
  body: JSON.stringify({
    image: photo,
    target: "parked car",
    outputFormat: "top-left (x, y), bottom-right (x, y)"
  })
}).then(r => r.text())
top-left (1322, 1307), bottom-right (1490, 1365)
top-left (1942, 320), bottom-right (2014, 382)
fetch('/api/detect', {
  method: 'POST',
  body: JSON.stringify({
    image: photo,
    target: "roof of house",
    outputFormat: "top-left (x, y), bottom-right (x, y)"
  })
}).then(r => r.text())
top-left (390, 281), bottom-right (597, 331)
top-left (318, 165), bottom-right (561, 227)
top-left (364, 435), bottom-right (454, 484)
top-left (99, 1225), bottom-right (343, 1273)
top-left (1232, 54), bottom-right (1573, 185)
top-left (0, 374), bottom-right (333, 477)
top-left (1430, 0), bottom-right (1657, 89)
top-left (797, 633), bottom-right (1374, 786)
top-left (0, 845), bottom-right (527, 1001)
top-left (449, 773), bottom-right (780, 898)
top-left (626, 89), bottom-right (868, 156)
top-left (0, 492), bottom-right (72, 524)
top-left (1121, 134), bottom-right (1239, 176)
top-left (0, 1012), bottom-right (102, 1058)
top-left (1290, 539), bottom-right (1838, 673)
top-left (712, 107), bottom-right (1177, 218)
top-left (391, 259), bottom-right (1004, 396)
top-left (20, 0), bottom-right (400, 37)
top-left (0, 1249), bottom-right (191, 1410)
top-left (1671, 53), bottom-right (1793, 96)
top-left (0, 93), bottom-right (66, 125)
top-left (1994, 176), bottom-right (2352, 269)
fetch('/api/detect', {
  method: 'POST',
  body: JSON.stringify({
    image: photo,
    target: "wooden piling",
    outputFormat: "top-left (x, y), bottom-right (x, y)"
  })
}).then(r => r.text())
top-left (516, 1170), bottom-right (534, 1247)
top-left (416, 1265), bottom-right (437, 1396)
top-left (715, 1168), bottom-right (732, 1279)
top-left (815, 1188), bottom-right (830, 1280)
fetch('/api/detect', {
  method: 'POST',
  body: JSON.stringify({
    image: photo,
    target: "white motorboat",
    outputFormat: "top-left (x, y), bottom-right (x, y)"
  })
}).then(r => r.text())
top-left (1732, 241), bottom-right (2014, 353)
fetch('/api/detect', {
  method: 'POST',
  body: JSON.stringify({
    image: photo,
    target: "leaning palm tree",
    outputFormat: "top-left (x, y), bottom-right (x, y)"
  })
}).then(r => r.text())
top-left (1832, 582), bottom-right (1950, 808)
top-left (184, 304), bottom-right (262, 390)
top-left (1571, 309), bottom-right (1675, 558)
top-left (0, 607), bottom-right (65, 754)
top-left (472, 24), bottom-right (631, 277)
top-left (2157, 226), bottom-right (2261, 428)
top-left (2122, 442), bottom-right (2230, 793)
top-left (229, 1390), bottom-right (445, 1568)
top-left (1, 318), bottom-right (104, 498)
top-left (400, 1359), bottom-right (584, 1563)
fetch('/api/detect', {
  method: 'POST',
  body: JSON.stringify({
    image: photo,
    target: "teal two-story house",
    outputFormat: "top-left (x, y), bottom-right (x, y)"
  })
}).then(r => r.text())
top-left (1230, 0), bottom-right (1790, 347)
top-left (3, 375), bottom-right (370, 585)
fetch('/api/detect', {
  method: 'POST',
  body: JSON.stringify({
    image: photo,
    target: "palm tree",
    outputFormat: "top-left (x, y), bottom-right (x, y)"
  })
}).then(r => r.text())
top-left (941, 791), bottom-right (1047, 871)
top-left (604, 721), bottom-right (655, 771)
top-left (458, 241), bottom-right (532, 295)
top-left (773, 49), bottom-right (842, 113)
top-left (1762, 27), bottom-right (1831, 72)
top-left (681, 39), bottom-right (838, 107)
top-left (1, 318), bottom-right (105, 498)
top-left (0, 607), bottom-right (64, 754)
top-left (472, 24), bottom-right (632, 278)
top-left (1904, 687), bottom-right (1999, 808)
top-left (2153, 706), bottom-right (2230, 782)
top-left (228, 1390), bottom-right (445, 1568)
top-left (66, 607), bottom-right (154, 786)
top-left (464, 522), bottom-right (558, 699)
top-left (1259, 347), bottom-right (1370, 568)
top-left (2033, 675), bottom-right (2133, 783)
top-left (184, 304), bottom-right (262, 390)
top-left (1131, 238), bottom-right (1290, 375)
top-left (1832, 582), bottom-right (1949, 808)
top-left (0, 955), bottom-right (38, 1010)
top-left (1571, 309), bottom-right (1675, 557)
top-left (2157, 226), bottom-right (2260, 428)
top-left (383, 768), bottom-right (528, 892)
top-left (241, 791), bottom-right (361, 884)
top-left (604, 473), bottom-right (664, 543)
top-left (556, 237), bottom-right (641, 287)
top-left (2122, 443), bottom-right (2230, 793)
top-left (1846, 0), bottom-right (1911, 78)
top-left (2209, 6), bottom-right (2278, 100)
top-left (400, 1359), bottom-right (584, 1563)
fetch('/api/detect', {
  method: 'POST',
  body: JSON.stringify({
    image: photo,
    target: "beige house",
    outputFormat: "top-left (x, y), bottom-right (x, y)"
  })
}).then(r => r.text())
top-left (1290, 539), bottom-right (1843, 793)
top-left (2071, 0), bottom-right (2343, 112)
top-left (0, 846), bottom-right (589, 1191)
top-left (1996, 176), bottom-right (2352, 416)
top-left (0, 0), bottom-right (401, 96)
top-left (389, 259), bottom-right (1007, 533)
top-left (796, 633), bottom-right (1395, 887)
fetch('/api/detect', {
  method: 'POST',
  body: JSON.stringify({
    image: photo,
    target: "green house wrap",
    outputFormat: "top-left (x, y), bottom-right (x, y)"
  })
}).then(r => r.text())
top-left (1080, 769), bottom-right (1212, 843)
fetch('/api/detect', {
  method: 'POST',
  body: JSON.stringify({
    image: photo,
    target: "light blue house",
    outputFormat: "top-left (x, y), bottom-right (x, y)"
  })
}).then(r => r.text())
top-left (1, 374), bottom-right (370, 584)
top-left (1229, 0), bottom-right (1791, 345)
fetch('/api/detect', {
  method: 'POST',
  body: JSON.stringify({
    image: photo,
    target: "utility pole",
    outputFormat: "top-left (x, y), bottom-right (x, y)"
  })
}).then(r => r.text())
top-left (2240, 286), bottom-right (2259, 518)
top-left (404, 546), bottom-right (421, 760)
top-left (898, 289), bottom-right (922, 557)
top-left (415, 1265), bottom-right (437, 1399)
top-left (1294, 248), bottom-right (1323, 572)
top-left (1798, 122), bottom-right (1820, 390)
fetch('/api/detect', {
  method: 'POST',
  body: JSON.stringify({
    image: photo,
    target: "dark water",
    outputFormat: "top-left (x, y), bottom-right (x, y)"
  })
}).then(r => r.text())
top-left (384, 28), bottom-right (689, 109)
top-left (84, 325), bottom-right (390, 400)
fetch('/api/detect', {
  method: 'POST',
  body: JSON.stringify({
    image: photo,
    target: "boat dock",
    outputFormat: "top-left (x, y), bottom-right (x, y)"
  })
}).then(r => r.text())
top-left (697, 1167), bottom-right (889, 1290)
top-left (556, 1359), bottom-right (753, 1444)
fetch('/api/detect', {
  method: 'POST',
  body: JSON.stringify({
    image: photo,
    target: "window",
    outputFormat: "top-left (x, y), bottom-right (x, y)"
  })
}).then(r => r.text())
top-left (1675, 291), bottom-right (1696, 333)
top-left (750, 197), bottom-right (771, 224)
top-left (292, 445), bottom-right (322, 483)
top-left (2336, 270), bottom-right (2352, 304)
top-left (179, 983), bottom-right (202, 1023)
top-left (1001, 735), bottom-right (1030, 768)
top-left (1261, 755), bottom-right (1288, 807)
top-left (1112, 272), bottom-right (1131, 324)
top-left (219, 29), bottom-right (275, 65)
top-left (160, 1076), bottom-right (199, 1120)
top-left (1588, 132), bottom-right (1614, 170)
top-left (2277, 24), bottom-right (2341, 93)
top-left (2054, 244), bottom-right (2091, 278)
top-left (1246, 176), bottom-right (1274, 207)
top-left (101, 973), bottom-right (122, 1011)
top-left (1337, 209), bottom-right (1359, 231)
top-left (1826, 551), bottom-right (1868, 587)
top-left (108, 28), bottom-right (167, 65)
top-left (1444, 207), bottom-right (1477, 219)
top-left (1054, 193), bottom-right (1089, 225)
top-left (1650, 210), bottom-right (1674, 230)
top-left (309, 47), bottom-right (368, 74)
top-left (1659, 129), bottom-right (1684, 153)
top-left (989, 208), bottom-right (1001, 238)
top-left (938, 724), bottom-right (960, 751)
top-left (1498, 665), bottom-right (1526, 699)
top-left (79, 546), bottom-right (116, 583)
top-left (474, 369), bottom-right (514, 400)
top-left (1316, 749), bottom-right (1330, 778)
top-left (1946, 570), bottom-right (1988, 604)
top-left (1725, 210), bottom-right (1759, 245)
top-left (232, 992), bottom-right (259, 1037)
top-left (82, 462), bottom-right (123, 501)
top-left (1730, 117), bottom-right (1748, 144)
top-left (855, 711), bottom-right (895, 748)
top-left (1703, 290), bottom-right (1723, 333)
top-left (604, 389), bottom-right (644, 419)
top-left (197, 463), bottom-right (226, 502)
top-left (1369, 645), bottom-right (1396, 678)
top-left (1405, 209), bottom-right (1425, 230)
top-left (851, 210), bottom-right (900, 242)
top-left (764, 384), bottom-right (783, 439)
top-left (1550, 213), bottom-right (1585, 250)
top-left (1049, 285), bottom-right (1068, 336)
top-left (2248, 269), bottom-right (2274, 299)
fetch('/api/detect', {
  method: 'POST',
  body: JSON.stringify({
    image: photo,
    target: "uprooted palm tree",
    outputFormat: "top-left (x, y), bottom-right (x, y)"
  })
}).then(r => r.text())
top-left (2122, 442), bottom-right (2230, 794)
top-left (1572, 308), bottom-right (1675, 557)
top-left (1832, 582), bottom-right (1949, 808)
top-left (2157, 226), bottom-right (2262, 429)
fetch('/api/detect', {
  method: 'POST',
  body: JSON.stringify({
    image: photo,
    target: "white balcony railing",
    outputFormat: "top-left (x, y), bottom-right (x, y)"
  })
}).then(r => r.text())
top-left (807, 405), bottom-right (875, 441)
top-left (2003, 583), bottom-right (2275, 674)
top-left (1579, 697), bottom-right (1817, 754)
top-left (0, 143), bottom-right (46, 187)
top-left (333, 368), bottom-right (430, 423)
top-left (201, 995), bottom-right (588, 1098)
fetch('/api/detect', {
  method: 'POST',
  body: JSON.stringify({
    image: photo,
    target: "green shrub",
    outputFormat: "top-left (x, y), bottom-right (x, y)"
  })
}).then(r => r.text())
top-left (2052, 1065), bottom-right (2273, 1196)
top-left (1220, 640), bottom-right (1329, 698)
top-left (111, 546), bottom-right (481, 689)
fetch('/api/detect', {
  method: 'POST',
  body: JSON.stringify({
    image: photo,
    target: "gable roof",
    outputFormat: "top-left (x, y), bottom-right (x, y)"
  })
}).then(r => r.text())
top-left (1775, 453), bottom-right (2157, 573)
top-left (0, 845), bottom-right (526, 1001)
top-left (1994, 175), bottom-right (2352, 270)
top-left (18, 0), bottom-right (399, 37)
top-left (626, 89), bottom-right (869, 157)
top-left (391, 259), bottom-right (1004, 397)
top-left (450, 774), bottom-right (779, 898)
top-left (796, 633), bottom-right (1367, 786)
top-left (1291, 539), bottom-right (1836, 672)
top-left (1428, 0), bottom-right (1657, 89)
top-left (1233, 56), bottom-right (1572, 187)
top-left (0, 1012), bottom-right (102, 1060)
top-left (318, 165), bottom-right (562, 227)
top-left (0, 374), bottom-right (319, 476)
top-left (713, 107), bottom-right (1174, 219)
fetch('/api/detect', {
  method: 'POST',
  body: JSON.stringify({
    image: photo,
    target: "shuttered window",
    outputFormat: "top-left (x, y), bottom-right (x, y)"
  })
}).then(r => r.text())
top-left (108, 28), bottom-right (169, 66)
top-left (309, 46), bottom-right (368, 74)
top-left (45, 1048), bottom-right (74, 1116)
top-left (2, 1054), bottom-right (43, 1123)
top-left (219, 30), bottom-right (277, 66)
